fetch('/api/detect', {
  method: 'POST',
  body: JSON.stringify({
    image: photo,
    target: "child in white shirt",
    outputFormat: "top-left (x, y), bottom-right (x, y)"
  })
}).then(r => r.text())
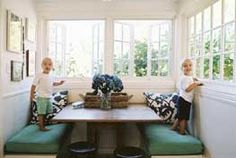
top-left (171, 58), bottom-right (202, 135)
top-left (30, 57), bottom-right (64, 131)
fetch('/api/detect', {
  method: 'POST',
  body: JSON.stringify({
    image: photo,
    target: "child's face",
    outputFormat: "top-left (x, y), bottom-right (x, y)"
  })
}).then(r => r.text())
top-left (182, 60), bottom-right (193, 75)
top-left (41, 59), bottom-right (53, 74)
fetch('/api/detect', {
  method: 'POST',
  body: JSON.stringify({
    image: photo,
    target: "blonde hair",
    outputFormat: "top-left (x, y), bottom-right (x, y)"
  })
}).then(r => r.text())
top-left (181, 58), bottom-right (192, 68)
top-left (41, 57), bottom-right (53, 65)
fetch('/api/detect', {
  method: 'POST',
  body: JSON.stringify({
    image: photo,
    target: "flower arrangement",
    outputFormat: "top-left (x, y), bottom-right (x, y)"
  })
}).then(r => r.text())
top-left (92, 74), bottom-right (123, 95)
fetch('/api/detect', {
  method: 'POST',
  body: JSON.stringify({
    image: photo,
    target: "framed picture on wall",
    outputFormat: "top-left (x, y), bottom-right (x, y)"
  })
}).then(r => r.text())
top-left (7, 10), bottom-right (23, 53)
top-left (26, 50), bottom-right (35, 77)
top-left (25, 18), bottom-right (36, 42)
top-left (11, 60), bottom-right (23, 82)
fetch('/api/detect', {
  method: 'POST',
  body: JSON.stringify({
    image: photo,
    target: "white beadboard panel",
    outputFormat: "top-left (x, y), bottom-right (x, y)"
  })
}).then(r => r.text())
top-left (192, 85), bottom-right (236, 158)
top-left (1, 92), bottom-right (31, 143)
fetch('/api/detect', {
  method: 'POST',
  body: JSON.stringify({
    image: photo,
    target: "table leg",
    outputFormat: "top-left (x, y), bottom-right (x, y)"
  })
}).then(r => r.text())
top-left (87, 122), bottom-right (98, 147)
top-left (116, 123), bottom-right (124, 148)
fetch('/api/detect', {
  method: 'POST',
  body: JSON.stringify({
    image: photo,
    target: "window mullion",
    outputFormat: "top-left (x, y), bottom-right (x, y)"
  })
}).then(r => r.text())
top-left (209, 5), bottom-right (214, 80)
top-left (220, 0), bottom-right (225, 80)
top-left (147, 26), bottom-right (152, 78)
top-left (129, 25), bottom-right (134, 77)
top-left (234, 0), bottom-right (236, 82)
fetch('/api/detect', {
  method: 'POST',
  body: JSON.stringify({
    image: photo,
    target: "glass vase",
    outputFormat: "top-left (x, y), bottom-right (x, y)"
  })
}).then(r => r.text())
top-left (100, 93), bottom-right (111, 110)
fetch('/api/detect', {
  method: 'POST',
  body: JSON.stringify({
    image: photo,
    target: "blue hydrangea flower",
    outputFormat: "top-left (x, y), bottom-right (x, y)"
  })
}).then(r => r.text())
top-left (92, 74), bottom-right (123, 94)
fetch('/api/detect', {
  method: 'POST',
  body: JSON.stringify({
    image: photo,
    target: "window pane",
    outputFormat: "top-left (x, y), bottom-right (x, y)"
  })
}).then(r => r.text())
top-left (122, 60), bottom-right (129, 76)
top-left (160, 42), bottom-right (168, 58)
top-left (134, 40), bottom-right (147, 77)
top-left (151, 60), bottom-right (158, 76)
top-left (99, 42), bottom-right (104, 60)
top-left (123, 25), bottom-right (131, 42)
top-left (196, 58), bottom-right (201, 77)
top-left (57, 27), bottom-right (63, 43)
top-left (49, 26), bottom-right (56, 42)
top-left (152, 26), bottom-right (159, 42)
top-left (114, 41), bottom-right (122, 59)
top-left (48, 20), bottom-right (105, 77)
top-left (224, 53), bottom-right (234, 80)
top-left (159, 60), bottom-right (168, 76)
top-left (204, 7), bottom-right (211, 31)
top-left (213, 0), bottom-right (222, 28)
top-left (189, 38), bottom-right (195, 57)
top-left (224, 0), bottom-right (235, 23)
top-left (123, 42), bottom-right (130, 58)
top-left (114, 20), bottom-right (171, 77)
top-left (195, 35), bottom-right (202, 57)
top-left (224, 23), bottom-right (235, 52)
top-left (204, 58), bottom-right (210, 78)
top-left (212, 55), bottom-right (221, 79)
top-left (115, 23), bottom-right (122, 40)
top-left (196, 12), bottom-right (202, 34)
top-left (212, 28), bottom-right (222, 54)
top-left (99, 25), bottom-right (104, 41)
top-left (203, 32), bottom-right (211, 55)
top-left (151, 43), bottom-right (159, 59)
top-left (189, 17), bottom-right (195, 37)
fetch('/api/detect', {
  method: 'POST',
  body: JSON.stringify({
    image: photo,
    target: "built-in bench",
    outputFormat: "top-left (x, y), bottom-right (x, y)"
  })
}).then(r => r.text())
top-left (4, 124), bottom-right (73, 158)
top-left (142, 124), bottom-right (204, 158)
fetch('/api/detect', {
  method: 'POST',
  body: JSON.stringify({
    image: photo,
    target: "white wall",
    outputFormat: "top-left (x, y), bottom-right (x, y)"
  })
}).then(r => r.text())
top-left (0, 0), bottom-right (37, 157)
top-left (179, 1), bottom-right (236, 158)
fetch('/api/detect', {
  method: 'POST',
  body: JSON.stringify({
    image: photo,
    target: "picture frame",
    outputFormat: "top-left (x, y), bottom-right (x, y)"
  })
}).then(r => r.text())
top-left (7, 10), bottom-right (23, 53)
top-left (25, 18), bottom-right (36, 42)
top-left (26, 50), bottom-right (36, 77)
top-left (11, 61), bottom-right (23, 82)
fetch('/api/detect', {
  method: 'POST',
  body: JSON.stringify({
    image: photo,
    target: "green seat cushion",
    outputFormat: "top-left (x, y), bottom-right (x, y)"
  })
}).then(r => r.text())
top-left (143, 124), bottom-right (203, 155)
top-left (5, 124), bottom-right (72, 154)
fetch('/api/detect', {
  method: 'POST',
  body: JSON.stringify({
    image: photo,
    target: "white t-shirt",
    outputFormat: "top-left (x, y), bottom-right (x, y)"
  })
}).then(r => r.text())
top-left (179, 75), bottom-right (194, 103)
top-left (32, 73), bottom-right (54, 98)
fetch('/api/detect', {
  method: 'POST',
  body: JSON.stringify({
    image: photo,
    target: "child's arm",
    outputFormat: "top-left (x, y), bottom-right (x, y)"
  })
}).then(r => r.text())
top-left (185, 82), bottom-right (201, 92)
top-left (30, 85), bottom-right (36, 102)
top-left (53, 80), bottom-right (65, 86)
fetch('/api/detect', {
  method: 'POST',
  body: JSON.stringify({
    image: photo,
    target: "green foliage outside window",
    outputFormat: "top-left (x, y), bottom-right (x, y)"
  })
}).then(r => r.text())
top-left (134, 40), bottom-right (148, 77)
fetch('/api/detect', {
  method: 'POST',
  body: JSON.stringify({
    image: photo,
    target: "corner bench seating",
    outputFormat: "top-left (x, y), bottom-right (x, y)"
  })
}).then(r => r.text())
top-left (4, 124), bottom-right (73, 158)
top-left (142, 124), bottom-right (204, 158)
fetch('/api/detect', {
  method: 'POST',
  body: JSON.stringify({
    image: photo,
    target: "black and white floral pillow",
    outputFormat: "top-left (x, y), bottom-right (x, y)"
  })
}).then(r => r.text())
top-left (143, 92), bottom-right (179, 123)
top-left (29, 90), bottom-right (69, 125)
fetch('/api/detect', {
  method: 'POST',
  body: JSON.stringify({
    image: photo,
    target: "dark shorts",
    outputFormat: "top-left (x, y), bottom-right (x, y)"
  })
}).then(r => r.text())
top-left (176, 96), bottom-right (191, 120)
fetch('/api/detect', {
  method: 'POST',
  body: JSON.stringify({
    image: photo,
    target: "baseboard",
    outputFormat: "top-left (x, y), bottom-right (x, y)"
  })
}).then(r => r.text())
top-left (4, 154), bottom-right (57, 158)
top-left (151, 155), bottom-right (204, 158)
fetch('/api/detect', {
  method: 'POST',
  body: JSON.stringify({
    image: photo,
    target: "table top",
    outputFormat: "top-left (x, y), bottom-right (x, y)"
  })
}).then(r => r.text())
top-left (52, 104), bottom-right (162, 123)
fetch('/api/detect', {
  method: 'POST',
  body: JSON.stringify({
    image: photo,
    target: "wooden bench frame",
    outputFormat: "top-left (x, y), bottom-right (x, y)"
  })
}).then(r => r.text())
top-left (151, 155), bottom-right (204, 158)
top-left (4, 155), bottom-right (57, 158)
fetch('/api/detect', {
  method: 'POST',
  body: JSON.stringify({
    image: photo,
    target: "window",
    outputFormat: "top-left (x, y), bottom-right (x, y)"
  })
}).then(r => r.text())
top-left (48, 19), bottom-right (172, 79)
top-left (188, 0), bottom-right (235, 82)
top-left (114, 20), bottom-right (172, 77)
top-left (48, 20), bottom-right (105, 77)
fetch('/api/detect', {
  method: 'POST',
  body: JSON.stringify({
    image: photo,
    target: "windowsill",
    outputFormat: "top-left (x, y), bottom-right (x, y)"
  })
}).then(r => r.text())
top-left (54, 77), bottom-right (176, 89)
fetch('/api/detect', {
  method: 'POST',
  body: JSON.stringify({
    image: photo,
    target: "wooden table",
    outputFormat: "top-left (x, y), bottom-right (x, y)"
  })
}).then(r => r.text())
top-left (53, 104), bottom-right (162, 147)
top-left (53, 104), bottom-right (161, 123)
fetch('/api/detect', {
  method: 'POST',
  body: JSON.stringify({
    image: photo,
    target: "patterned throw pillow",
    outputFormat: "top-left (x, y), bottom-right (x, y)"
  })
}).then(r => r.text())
top-left (30, 90), bottom-right (69, 125)
top-left (143, 92), bottom-right (179, 123)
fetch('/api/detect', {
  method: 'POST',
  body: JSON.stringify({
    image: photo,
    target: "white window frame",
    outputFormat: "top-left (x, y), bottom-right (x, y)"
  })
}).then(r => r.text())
top-left (113, 20), bottom-right (172, 79)
top-left (187, 0), bottom-right (236, 82)
top-left (45, 18), bottom-right (174, 81)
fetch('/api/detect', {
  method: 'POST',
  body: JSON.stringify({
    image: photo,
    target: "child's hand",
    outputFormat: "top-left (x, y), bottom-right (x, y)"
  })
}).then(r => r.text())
top-left (193, 77), bottom-right (198, 81)
top-left (60, 80), bottom-right (65, 85)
